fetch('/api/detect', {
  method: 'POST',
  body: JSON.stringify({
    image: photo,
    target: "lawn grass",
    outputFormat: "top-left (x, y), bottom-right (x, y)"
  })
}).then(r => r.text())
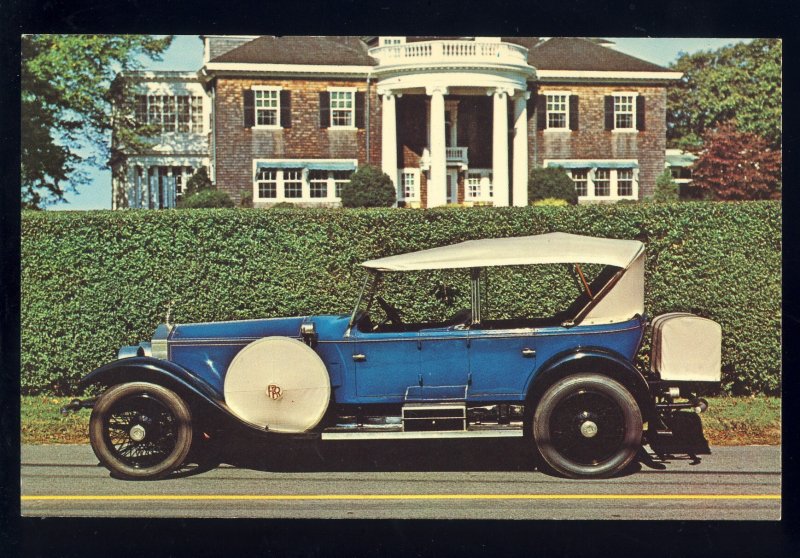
top-left (20, 395), bottom-right (781, 446)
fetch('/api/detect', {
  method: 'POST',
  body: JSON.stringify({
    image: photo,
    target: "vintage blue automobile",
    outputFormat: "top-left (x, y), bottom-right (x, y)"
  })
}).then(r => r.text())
top-left (65, 233), bottom-right (722, 479)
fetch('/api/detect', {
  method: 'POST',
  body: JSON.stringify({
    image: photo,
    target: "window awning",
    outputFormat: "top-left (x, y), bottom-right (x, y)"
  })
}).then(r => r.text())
top-left (255, 161), bottom-right (357, 171)
top-left (546, 161), bottom-right (639, 170)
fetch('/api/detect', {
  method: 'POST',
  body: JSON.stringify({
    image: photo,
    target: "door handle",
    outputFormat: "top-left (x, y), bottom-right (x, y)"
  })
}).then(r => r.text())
top-left (353, 353), bottom-right (366, 362)
top-left (521, 348), bottom-right (536, 358)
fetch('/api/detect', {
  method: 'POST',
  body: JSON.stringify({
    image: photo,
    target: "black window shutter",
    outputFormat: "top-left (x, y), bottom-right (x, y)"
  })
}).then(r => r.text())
top-left (243, 89), bottom-right (255, 128)
top-left (355, 92), bottom-right (365, 128)
top-left (536, 95), bottom-right (547, 130)
top-left (636, 95), bottom-right (646, 131)
top-left (569, 95), bottom-right (579, 131)
top-left (604, 95), bottom-right (614, 131)
top-left (280, 90), bottom-right (291, 128)
top-left (319, 92), bottom-right (330, 128)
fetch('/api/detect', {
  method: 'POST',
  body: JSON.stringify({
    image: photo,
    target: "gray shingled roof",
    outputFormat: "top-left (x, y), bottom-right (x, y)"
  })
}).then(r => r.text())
top-left (526, 37), bottom-right (669, 72)
top-left (211, 36), bottom-right (670, 73)
top-left (211, 36), bottom-right (375, 65)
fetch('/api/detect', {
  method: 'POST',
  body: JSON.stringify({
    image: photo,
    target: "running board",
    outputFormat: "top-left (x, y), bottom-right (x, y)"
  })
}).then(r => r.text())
top-left (321, 425), bottom-right (524, 441)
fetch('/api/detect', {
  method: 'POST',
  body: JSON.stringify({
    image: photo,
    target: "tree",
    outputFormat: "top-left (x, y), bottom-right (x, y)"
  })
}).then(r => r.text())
top-left (21, 35), bottom-right (173, 209)
top-left (650, 170), bottom-right (679, 203)
top-left (340, 165), bottom-right (396, 208)
top-left (667, 39), bottom-right (782, 151)
top-left (184, 167), bottom-right (213, 197)
top-left (528, 167), bottom-right (578, 205)
top-left (691, 121), bottom-right (781, 200)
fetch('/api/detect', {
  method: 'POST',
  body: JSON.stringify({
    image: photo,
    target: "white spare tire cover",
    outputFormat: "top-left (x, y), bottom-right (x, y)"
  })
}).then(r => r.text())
top-left (224, 337), bottom-right (331, 433)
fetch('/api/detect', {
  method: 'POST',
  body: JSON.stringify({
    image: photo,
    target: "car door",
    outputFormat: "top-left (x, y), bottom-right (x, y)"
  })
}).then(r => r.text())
top-left (416, 326), bottom-right (471, 400)
top-left (352, 327), bottom-right (421, 400)
top-left (468, 327), bottom-right (538, 397)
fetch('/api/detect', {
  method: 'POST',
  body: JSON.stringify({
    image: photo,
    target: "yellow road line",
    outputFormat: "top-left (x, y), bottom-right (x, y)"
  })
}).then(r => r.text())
top-left (21, 494), bottom-right (781, 502)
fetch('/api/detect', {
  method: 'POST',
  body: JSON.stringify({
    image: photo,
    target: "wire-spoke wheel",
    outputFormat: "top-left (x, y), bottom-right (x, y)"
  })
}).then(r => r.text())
top-left (89, 382), bottom-right (193, 480)
top-left (533, 374), bottom-right (642, 479)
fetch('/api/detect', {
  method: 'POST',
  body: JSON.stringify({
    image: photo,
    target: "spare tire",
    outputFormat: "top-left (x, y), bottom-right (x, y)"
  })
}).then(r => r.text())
top-left (223, 336), bottom-right (331, 433)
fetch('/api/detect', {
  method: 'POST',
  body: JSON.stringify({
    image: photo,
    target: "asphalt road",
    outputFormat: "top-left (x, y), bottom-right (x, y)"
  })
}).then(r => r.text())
top-left (20, 440), bottom-right (780, 520)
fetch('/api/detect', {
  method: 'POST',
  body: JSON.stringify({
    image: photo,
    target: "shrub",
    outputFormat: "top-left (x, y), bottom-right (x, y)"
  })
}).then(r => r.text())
top-left (184, 167), bottom-right (212, 197)
top-left (339, 165), bottom-right (396, 208)
top-left (272, 202), bottom-right (296, 209)
top-left (21, 202), bottom-right (781, 395)
top-left (528, 167), bottom-right (579, 205)
top-left (532, 198), bottom-right (568, 207)
top-left (650, 170), bottom-right (680, 203)
top-left (239, 191), bottom-right (253, 208)
top-left (177, 189), bottom-right (234, 209)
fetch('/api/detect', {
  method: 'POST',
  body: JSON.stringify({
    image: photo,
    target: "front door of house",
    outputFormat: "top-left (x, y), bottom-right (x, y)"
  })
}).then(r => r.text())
top-left (447, 169), bottom-right (458, 204)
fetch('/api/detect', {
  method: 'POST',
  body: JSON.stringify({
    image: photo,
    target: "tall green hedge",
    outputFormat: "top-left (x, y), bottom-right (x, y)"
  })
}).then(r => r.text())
top-left (21, 202), bottom-right (781, 395)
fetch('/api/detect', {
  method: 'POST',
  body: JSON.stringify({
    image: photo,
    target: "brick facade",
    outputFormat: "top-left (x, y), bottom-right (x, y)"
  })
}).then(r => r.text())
top-left (530, 84), bottom-right (668, 198)
top-left (214, 77), bottom-right (381, 205)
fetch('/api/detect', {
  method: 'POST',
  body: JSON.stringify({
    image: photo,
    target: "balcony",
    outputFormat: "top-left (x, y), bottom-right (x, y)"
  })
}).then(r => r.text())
top-left (420, 146), bottom-right (469, 170)
top-left (370, 40), bottom-right (531, 70)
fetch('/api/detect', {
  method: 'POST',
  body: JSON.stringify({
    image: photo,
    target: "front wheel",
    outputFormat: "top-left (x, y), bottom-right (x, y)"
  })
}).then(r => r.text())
top-left (533, 374), bottom-right (643, 479)
top-left (89, 382), bottom-right (193, 480)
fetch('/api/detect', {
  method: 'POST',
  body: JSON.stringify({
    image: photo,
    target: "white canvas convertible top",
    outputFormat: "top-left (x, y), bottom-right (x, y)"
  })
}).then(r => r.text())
top-left (362, 233), bottom-right (644, 272)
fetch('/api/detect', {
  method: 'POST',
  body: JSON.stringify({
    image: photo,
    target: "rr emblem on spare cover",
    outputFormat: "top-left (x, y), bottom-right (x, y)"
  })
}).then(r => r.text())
top-left (266, 384), bottom-right (283, 400)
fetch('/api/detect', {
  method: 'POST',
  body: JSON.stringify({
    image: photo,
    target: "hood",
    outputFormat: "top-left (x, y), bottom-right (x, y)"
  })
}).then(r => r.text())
top-left (170, 316), bottom-right (309, 342)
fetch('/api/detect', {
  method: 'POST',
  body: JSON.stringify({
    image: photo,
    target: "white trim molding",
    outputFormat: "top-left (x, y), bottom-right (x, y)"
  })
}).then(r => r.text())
top-left (535, 70), bottom-right (683, 82)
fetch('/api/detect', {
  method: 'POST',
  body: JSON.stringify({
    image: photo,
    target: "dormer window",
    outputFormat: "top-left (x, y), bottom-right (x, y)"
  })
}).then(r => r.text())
top-left (379, 37), bottom-right (405, 46)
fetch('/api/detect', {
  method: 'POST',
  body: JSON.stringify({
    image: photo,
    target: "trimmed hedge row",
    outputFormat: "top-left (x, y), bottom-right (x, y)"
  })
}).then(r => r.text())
top-left (21, 201), bottom-right (781, 395)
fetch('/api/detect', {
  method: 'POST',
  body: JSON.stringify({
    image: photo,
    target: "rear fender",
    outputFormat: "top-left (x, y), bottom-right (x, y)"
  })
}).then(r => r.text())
top-left (526, 348), bottom-right (656, 422)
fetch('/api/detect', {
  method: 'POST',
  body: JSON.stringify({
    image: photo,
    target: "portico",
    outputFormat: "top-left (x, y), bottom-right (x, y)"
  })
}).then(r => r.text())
top-left (370, 40), bottom-right (536, 207)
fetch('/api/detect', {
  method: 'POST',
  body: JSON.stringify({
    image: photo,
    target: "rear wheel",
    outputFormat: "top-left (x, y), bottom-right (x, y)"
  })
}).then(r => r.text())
top-left (89, 382), bottom-right (193, 480)
top-left (533, 374), bottom-right (642, 478)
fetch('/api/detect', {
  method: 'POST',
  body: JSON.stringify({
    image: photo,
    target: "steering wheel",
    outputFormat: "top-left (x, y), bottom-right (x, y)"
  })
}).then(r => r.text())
top-left (376, 296), bottom-right (403, 326)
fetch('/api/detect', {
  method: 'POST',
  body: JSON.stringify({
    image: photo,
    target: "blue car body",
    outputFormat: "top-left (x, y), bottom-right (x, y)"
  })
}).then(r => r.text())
top-left (166, 313), bottom-right (646, 406)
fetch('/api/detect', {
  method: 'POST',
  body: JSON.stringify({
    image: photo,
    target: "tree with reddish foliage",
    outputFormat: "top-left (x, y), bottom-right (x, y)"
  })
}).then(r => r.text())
top-left (692, 121), bottom-right (782, 200)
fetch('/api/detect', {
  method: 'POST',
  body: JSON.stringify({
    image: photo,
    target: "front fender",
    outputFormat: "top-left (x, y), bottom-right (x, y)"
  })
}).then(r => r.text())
top-left (79, 357), bottom-right (277, 437)
top-left (527, 347), bottom-right (656, 422)
top-left (80, 356), bottom-right (223, 401)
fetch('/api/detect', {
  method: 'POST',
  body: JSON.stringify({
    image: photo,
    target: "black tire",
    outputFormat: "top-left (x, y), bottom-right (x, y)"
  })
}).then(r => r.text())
top-left (533, 373), bottom-right (642, 479)
top-left (89, 382), bottom-right (193, 480)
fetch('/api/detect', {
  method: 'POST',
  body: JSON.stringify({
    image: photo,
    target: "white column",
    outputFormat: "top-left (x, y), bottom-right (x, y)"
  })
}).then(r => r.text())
top-left (166, 167), bottom-right (174, 208)
top-left (380, 91), bottom-right (398, 196)
top-left (512, 92), bottom-right (530, 207)
top-left (492, 88), bottom-right (510, 207)
top-left (427, 85), bottom-right (448, 208)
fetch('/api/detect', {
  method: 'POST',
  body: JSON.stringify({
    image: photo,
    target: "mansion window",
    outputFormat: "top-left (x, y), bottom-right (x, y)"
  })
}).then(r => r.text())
top-left (135, 94), bottom-right (204, 133)
top-left (613, 94), bottom-right (636, 130)
top-left (594, 169), bottom-right (611, 196)
top-left (283, 169), bottom-right (303, 198)
top-left (329, 89), bottom-right (355, 127)
top-left (254, 166), bottom-right (354, 202)
top-left (556, 163), bottom-right (638, 200)
top-left (466, 170), bottom-right (493, 201)
top-left (401, 171), bottom-right (418, 201)
top-left (571, 169), bottom-right (589, 197)
top-left (546, 94), bottom-right (569, 129)
top-left (617, 169), bottom-right (634, 196)
top-left (254, 88), bottom-right (280, 127)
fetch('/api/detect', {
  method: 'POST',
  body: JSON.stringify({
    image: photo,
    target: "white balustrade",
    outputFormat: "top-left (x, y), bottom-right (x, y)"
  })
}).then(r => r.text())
top-left (370, 40), bottom-right (529, 67)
